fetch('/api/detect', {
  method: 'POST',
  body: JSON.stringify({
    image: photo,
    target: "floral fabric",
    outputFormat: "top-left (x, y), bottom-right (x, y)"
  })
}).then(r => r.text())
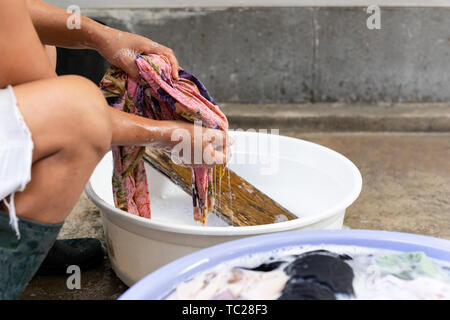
top-left (99, 54), bottom-right (228, 224)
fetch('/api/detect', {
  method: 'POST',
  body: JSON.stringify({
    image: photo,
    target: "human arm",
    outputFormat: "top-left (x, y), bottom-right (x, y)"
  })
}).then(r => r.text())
top-left (109, 108), bottom-right (231, 167)
top-left (0, 0), bottom-right (55, 87)
top-left (26, 0), bottom-right (180, 81)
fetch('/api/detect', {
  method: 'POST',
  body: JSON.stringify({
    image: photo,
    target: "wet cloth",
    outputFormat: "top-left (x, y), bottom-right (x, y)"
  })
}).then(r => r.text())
top-left (100, 54), bottom-right (228, 224)
top-left (168, 248), bottom-right (450, 300)
top-left (168, 268), bottom-right (289, 300)
top-left (169, 250), bottom-right (355, 300)
top-left (376, 251), bottom-right (448, 281)
top-left (278, 277), bottom-right (337, 300)
top-left (0, 210), bottom-right (62, 300)
top-left (281, 250), bottom-right (354, 299)
top-left (0, 85), bottom-right (34, 238)
top-left (356, 275), bottom-right (450, 300)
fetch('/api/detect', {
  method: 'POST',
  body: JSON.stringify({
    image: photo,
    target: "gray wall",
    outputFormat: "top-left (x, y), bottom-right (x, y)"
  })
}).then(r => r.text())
top-left (85, 7), bottom-right (450, 104)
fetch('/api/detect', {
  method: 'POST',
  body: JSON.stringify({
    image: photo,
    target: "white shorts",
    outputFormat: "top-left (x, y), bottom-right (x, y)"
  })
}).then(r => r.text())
top-left (0, 85), bottom-right (34, 237)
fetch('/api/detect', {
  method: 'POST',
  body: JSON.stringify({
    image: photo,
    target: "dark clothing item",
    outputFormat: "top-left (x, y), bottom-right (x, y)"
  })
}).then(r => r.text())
top-left (281, 250), bottom-right (355, 299)
top-left (37, 238), bottom-right (104, 275)
top-left (294, 249), bottom-right (353, 261)
top-left (279, 278), bottom-right (336, 300)
top-left (243, 261), bottom-right (286, 272)
top-left (0, 210), bottom-right (62, 300)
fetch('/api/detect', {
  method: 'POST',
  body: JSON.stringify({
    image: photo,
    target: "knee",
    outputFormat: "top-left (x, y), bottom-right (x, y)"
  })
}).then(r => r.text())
top-left (60, 75), bottom-right (112, 157)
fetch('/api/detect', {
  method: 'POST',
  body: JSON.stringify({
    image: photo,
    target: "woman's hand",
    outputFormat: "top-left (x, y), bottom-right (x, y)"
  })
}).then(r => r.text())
top-left (96, 29), bottom-right (180, 82)
top-left (157, 121), bottom-right (233, 169)
top-left (110, 109), bottom-right (232, 168)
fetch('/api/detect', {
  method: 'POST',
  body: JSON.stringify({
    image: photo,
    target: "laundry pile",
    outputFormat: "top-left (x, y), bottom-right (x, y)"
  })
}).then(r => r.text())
top-left (168, 247), bottom-right (450, 300)
top-left (100, 54), bottom-right (228, 225)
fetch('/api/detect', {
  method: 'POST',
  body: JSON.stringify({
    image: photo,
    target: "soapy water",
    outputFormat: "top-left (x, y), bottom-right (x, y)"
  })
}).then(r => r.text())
top-left (166, 244), bottom-right (450, 300)
top-left (147, 161), bottom-right (240, 227)
top-left (145, 156), bottom-right (346, 227)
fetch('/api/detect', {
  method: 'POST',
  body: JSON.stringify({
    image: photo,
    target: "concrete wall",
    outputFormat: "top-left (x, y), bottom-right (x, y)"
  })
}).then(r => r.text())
top-left (59, 5), bottom-right (450, 103)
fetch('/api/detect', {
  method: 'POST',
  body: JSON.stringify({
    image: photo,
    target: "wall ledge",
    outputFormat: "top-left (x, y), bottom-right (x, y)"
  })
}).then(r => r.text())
top-left (45, 1), bottom-right (450, 9)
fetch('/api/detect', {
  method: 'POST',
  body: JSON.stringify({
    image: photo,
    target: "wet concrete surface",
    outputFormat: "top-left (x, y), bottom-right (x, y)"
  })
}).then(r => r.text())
top-left (20, 132), bottom-right (450, 300)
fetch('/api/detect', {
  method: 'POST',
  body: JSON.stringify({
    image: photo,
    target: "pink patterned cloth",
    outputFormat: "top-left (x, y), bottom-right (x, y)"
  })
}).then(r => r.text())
top-left (99, 54), bottom-right (228, 224)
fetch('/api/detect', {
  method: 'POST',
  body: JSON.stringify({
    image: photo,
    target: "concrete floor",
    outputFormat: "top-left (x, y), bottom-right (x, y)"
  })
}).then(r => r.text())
top-left (296, 132), bottom-right (450, 239)
top-left (20, 132), bottom-right (450, 300)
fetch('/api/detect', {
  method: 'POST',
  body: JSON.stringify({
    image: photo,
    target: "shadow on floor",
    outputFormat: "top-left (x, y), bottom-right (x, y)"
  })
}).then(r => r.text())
top-left (20, 255), bottom-right (127, 300)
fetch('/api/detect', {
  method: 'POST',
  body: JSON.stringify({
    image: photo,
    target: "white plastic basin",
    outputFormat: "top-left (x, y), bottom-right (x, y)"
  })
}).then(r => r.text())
top-left (85, 131), bottom-right (362, 286)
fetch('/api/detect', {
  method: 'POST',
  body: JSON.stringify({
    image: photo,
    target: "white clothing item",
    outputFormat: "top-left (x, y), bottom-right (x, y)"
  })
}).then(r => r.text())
top-left (355, 275), bottom-right (450, 300)
top-left (0, 85), bottom-right (34, 238)
top-left (168, 268), bottom-right (289, 300)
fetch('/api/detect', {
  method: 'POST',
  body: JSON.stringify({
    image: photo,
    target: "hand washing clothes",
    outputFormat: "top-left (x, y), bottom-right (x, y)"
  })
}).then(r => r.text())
top-left (99, 54), bottom-right (228, 225)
